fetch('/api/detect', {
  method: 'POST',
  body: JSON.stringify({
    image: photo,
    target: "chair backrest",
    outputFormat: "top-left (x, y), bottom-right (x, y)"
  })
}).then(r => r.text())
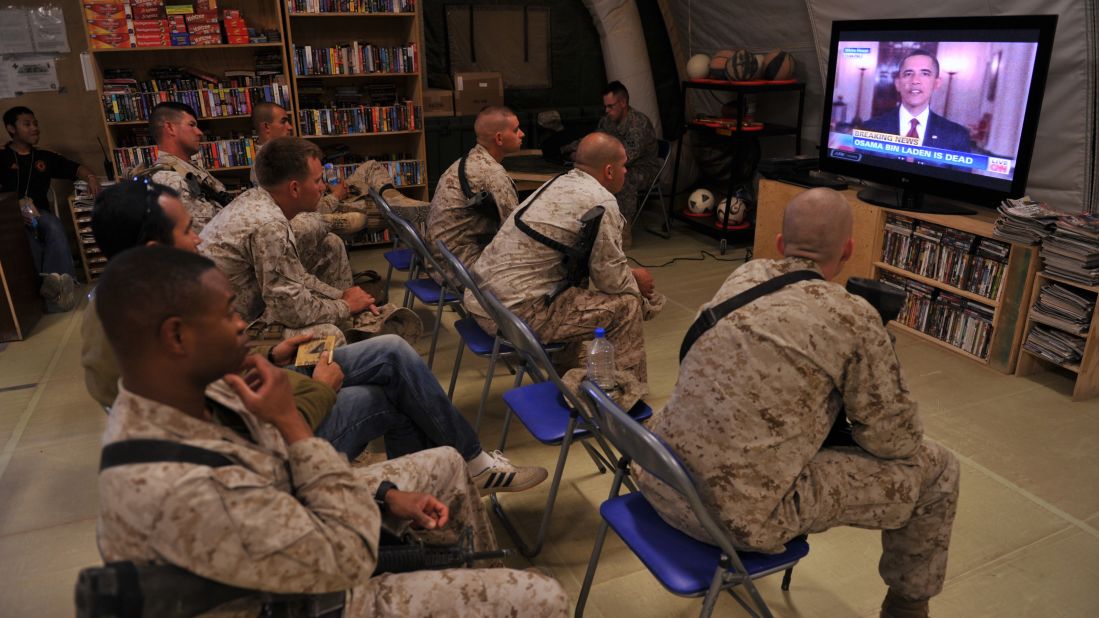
top-left (370, 187), bottom-right (450, 280)
top-left (578, 380), bottom-right (750, 566)
top-left (435, 239), bottom-right (490, 311)
top-left (474, 275), bottom-right (591, 412)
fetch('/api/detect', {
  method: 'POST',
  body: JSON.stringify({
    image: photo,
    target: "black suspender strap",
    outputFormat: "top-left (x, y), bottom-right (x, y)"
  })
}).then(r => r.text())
top-left (679, 270), bottom-right (824, 363)
top-left (100, 439), bottom-right (235, 472)
top-left (458, 154), bottom-right (473, 199)
top-left (511, 173), bottom-right (569, 252)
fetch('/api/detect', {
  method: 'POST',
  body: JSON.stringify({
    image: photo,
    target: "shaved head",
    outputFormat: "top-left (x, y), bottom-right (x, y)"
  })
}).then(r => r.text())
top-left (781, 188), bottom-right (853, 264)
top-left (474, 106), bottom-right (517, 140)
top-left (574, 132), bottom-right (625, 170)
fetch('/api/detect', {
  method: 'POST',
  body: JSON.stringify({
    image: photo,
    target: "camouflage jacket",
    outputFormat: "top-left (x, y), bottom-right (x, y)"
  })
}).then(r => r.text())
top-left (427, 144), bottom-right (519, 268)
top-left (199, 187), bottom-right (350, 328)
top-left (465, 169), bottom-right (638, 320)
top-left (97, 380), bottom-right (381, 596)
top-left (638, 256), bottom-right (924, 552)
top-left (598, 107), bottom-right (660, 180)
top-left (149, 152), bottom-right (226, 234)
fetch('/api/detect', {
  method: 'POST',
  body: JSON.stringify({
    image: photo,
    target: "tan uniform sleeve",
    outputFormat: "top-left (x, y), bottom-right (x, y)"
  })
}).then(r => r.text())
top-left (842, 302), bottom-right (923, 459)
top-left (250, 221), bottom-right (350, 327)
top-left (148, 438), bottom-right (379, 593)
top-left (588, 203), bottom-right (640, 296)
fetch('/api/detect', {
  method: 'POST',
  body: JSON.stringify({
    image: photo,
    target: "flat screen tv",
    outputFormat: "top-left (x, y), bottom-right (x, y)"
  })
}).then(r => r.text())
top-left (819, 15), bottom-right (1057, 215)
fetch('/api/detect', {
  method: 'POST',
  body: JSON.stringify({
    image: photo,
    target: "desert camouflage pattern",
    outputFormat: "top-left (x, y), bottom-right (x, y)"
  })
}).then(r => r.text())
top-left (597, 107), bottom-right (659, 224)
top-left (150, 152), bottom-right (227, 234)
top-left (199, 187), bottom-right (350, 331)
top-left (98, 381), bottom-right (569, 617)
top-left (427, 144), bottom-right (520, 270)
top-left (291, 212), bottom-right (352, 288)
top-left (466, 169), bottom-right (647, 386)
top-left (637, 256), bottom-right (959, 601)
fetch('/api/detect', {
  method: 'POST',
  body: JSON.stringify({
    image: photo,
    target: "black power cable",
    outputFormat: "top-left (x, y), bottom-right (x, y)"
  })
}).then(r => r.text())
top-left (626, 248), bottom-right (749, 269)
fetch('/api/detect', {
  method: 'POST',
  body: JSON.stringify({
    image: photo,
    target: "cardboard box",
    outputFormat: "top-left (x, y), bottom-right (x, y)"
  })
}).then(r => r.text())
top-left (423, 89), bottom-right (454, 117)
top-left (84, 3), bottom-right (129, 21)
top-left (453, 72), bottom-right (503, 116)
top-left (89, 32), bottom-right (135, 48)
top-left (86, 19), bottom-right (133, 35)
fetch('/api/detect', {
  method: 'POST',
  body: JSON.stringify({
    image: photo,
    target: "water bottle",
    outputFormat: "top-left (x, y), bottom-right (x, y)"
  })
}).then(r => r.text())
top-left (323, 163), bottom-right (340, 187)
top-left (587, 328), bottom-right (617, 391)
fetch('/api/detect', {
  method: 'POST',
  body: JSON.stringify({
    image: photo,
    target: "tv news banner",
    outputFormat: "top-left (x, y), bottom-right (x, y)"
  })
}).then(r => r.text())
top-left (830, 130), bottom-right (1013, 178)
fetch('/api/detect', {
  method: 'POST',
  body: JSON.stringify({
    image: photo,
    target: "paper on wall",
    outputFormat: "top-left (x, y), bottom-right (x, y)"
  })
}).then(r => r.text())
top-left (0, 9), bottom-right (35, 54)
top-left (7, 56), bottom-right (60, 94)
top-left (30, 6), bottom-right (69, 54)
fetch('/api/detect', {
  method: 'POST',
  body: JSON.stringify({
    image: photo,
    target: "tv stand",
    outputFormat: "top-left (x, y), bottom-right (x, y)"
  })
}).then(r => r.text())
top-left (857, 186), bottom-right (977, 216)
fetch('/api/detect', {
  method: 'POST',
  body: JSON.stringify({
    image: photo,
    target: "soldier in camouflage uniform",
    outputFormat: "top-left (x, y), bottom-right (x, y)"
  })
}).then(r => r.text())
top-left (638, 188), bottom-right (959, 618)
top-left (466, 132), bottom-right (658, 389)
top-left (565, 82), bottom-right (659, 245)
top-left (94, 247), bottom-right (569, 617)
top-left (427, 106), bottom-right (523, 272)
top-left (200, 137), bottom-right (396, 346)
top-left (142, 102), bottom-right (229, 235)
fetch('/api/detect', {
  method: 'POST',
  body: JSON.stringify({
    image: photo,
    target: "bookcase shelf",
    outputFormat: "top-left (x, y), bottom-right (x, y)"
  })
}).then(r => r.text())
top-left (874, 261), bottom-right (999, 308)
top-left (1016, 272), bottom-right (1099, 399)
top-left (83, 0), bottom-right (293, 184)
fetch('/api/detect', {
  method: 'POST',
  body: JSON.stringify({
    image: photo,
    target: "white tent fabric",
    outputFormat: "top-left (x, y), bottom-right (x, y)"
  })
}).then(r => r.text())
top-left (582, 0), bottom-right (664, 137)
top-left (661, 1), bottom-right (1097, 212)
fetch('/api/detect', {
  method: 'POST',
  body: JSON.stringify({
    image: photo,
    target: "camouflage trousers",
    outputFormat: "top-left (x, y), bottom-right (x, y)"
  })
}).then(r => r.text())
top-left (292, 212), bottom-right (354, 290)
top-left (642, 439), bottom-right (959, 601)
top-left (476, 287), bottom-right (648, 388)
top-left (345, 447), bottom-right (569, 617)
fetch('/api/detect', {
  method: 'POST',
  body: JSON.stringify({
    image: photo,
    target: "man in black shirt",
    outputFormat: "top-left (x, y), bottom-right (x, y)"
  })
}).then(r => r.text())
top-left (2, 106), bottom-right (100, 312)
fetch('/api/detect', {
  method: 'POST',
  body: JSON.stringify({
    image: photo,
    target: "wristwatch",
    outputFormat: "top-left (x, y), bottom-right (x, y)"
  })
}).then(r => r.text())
top-left (374, 480), bottom-right (398, 513)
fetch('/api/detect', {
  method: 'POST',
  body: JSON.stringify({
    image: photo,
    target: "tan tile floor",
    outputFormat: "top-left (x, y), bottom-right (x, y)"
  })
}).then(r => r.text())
top-left (1, 222), bottom-right (1097, 617)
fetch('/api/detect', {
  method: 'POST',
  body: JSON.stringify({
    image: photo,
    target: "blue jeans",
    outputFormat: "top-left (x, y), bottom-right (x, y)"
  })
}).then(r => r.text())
top-left (26, 213), bottom-right (75, 277)
top-left (311, 335), bottom-right (482, 461)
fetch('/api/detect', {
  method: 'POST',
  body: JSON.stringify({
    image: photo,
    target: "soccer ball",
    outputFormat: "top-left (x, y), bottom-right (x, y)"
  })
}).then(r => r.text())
top-left (686, 54), bottom-right (711, 79)
top-left (716, 195), bottom-right (748, 225)
top-left (687, 188), bottom-right (715, 214)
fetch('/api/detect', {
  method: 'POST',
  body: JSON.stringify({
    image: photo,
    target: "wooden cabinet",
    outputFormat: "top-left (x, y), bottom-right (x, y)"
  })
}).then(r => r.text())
top-left (1016, 273), bottom-right (1099, 400)
top-left (83, 0), bottom-right (292, 188)
top-left (755, 178), bottom-right (1037, 373)
top-left (283, 0), bottom-right (426, 246)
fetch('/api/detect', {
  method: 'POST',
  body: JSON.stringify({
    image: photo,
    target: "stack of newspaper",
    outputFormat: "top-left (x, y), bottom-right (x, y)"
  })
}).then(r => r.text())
top-left (1023, 324), bottom-right (1087, 366)
top-left (992, 196), bottom-right (1060, 244)
top-left (1028, 281), bottom-right (1096, 335)
top-left (1041, 215), bottom-right (1099, 285)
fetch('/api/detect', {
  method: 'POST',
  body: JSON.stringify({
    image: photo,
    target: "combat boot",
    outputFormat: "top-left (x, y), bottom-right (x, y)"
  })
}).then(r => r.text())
top-left (880, 590), bottom-right (929, 618)
top-left (380, 185), bottom-right (429, 210)
top-left (324, 212), bottom-right (369, 236)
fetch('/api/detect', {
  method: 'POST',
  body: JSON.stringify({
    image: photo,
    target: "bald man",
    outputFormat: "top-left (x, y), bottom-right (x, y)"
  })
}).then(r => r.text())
top-left (427, 106), bottom-right (523, 271)
top-left (638, 188), bottom-right (959, 618)
top-left (466, 132), bottom-right (656, 390)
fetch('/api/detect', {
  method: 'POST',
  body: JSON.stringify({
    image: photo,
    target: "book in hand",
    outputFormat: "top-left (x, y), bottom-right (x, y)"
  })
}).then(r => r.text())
top-left (294, 336), bottom-right (337, 367)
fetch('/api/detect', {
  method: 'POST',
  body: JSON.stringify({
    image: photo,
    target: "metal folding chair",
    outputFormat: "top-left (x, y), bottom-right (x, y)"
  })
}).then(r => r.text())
top-left (476, 288), bottom-right (652, 557)
top-left (575, 380), bottom-right (810, 618)
top-left (632, 139), bottom-right (672, 238)
top-left (434, 239), bottom-right (564, 431)
top-left (370, 188), bottom-right (461, 369)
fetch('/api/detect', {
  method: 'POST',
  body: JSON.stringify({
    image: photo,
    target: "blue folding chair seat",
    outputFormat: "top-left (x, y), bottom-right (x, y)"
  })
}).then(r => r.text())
top-left (384, 247), bottom-right (413, 271)
top-left (405, 278), bottom-right (462, 306)
top-left (503, 381), bottom-right (652, 444)
top-left (602, 492), bottom-right (810, 597)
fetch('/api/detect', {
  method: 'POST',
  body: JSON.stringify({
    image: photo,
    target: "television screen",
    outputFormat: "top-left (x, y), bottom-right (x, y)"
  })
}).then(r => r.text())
top-left (819, 16), bottom-right (1057, 214)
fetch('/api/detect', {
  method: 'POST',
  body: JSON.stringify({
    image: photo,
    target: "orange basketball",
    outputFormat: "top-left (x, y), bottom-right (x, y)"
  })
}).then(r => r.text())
top-left (760, 50), bottom-right (796, 80)
top-left (709, 50), bottom-right (734, 79)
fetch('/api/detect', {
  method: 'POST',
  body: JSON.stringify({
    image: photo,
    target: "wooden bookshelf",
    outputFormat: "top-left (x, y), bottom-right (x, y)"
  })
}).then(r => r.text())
top-left (1015, 272), bottom-right (1099, 400)
top-left (282, 0), bottom-right (427, 248)
top-left (81, 0), bottom-right (293, 180)
top-left (755, 179), bottom-right (1038, 373)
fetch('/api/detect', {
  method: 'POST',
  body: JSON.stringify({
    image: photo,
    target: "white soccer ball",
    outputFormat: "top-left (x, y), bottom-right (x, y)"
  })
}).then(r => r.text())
top-left (716, 195), bottom-right (748, 225)
top-left (686, 54), bottom-right (711, 79)
top-left (687, 188), bottom-right (715, 214)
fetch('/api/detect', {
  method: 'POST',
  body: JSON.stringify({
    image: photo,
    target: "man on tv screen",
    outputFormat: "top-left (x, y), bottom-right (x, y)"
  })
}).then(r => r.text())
top-left (861, 49), bottom-right (976, 155)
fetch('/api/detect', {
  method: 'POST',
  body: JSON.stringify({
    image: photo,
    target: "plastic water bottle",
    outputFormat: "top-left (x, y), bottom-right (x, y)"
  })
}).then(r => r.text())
top-left (323, 163), bottom-right (340, 187)
top-left (587, 328), bottom-right (617, 391)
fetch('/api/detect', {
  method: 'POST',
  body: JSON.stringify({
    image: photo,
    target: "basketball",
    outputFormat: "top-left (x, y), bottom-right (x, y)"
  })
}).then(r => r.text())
top-left (751, 52), bottom-right (768, 79)
top-left (687, 188), bottom-right (715, 214)
top-left (716, 194), bottom-right (748, 225)
top-left (760, 50), bottom-right (796, 80)
top-left (725, 48), bottom-right (759, 82)
top-left (686, 54), bottom-right (711, 79)
top-left (709, 50), bottom-right (734, 79)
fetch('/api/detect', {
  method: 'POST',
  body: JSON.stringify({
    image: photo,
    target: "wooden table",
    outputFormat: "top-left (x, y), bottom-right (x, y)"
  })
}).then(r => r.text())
top-left (503, 149), bottom-right (569, 191)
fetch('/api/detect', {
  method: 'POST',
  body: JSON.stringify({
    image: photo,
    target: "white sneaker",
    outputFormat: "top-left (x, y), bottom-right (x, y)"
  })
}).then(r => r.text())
top-left (471, 450), bottom-right (548, 496)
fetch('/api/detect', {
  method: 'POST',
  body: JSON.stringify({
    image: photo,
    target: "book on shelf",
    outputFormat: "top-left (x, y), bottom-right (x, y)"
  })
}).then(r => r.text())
top-left (298, 102), bottom-right (422, 136)
top-left (286, 0), bottom-right (416, 15)
top-left (293, 42), bottom-right (418, 76)
top-left (881, 273), bottom-right (995, 359)
top-left (113, 136), bottom-right (257, 176)
top-left (328, 159), bottom-right (423, 186)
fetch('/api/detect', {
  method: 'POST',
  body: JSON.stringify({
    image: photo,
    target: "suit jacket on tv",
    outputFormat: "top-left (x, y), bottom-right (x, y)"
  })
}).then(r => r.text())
top-left (861, 109), bottom-right (975, 154)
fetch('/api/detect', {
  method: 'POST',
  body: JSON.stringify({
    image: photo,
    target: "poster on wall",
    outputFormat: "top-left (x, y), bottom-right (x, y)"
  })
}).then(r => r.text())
top-left (30, 6), bottom-right (69, 54)
top-left (0, 9), bottom-right (35, 54)
top-left (6, 56), bottom-right (60, 94)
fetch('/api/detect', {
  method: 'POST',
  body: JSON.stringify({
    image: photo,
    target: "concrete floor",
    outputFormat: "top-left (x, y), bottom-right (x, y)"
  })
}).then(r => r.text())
top-left (1, 220), bottom-right (1097, 617)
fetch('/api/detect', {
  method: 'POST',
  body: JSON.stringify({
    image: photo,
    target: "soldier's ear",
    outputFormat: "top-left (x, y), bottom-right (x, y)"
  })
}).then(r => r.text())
top-left (159, 316), bottom-right (187, 355)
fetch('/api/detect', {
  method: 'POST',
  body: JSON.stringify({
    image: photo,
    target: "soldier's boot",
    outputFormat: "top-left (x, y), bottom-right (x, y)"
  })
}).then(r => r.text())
top-left (324, 211), bottom-right (369, 236)
top-left (880, 590), bottom-right (930, 618)
top-left (380, 184), bottom-right (429, 209)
